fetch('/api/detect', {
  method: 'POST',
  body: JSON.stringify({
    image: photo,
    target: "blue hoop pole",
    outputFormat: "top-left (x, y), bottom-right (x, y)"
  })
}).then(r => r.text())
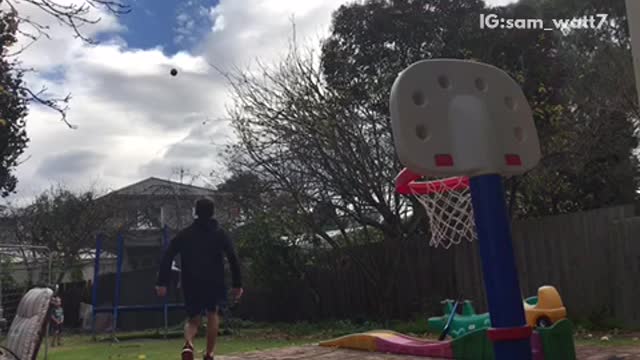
top-left (91, 234), bottom-right (102, 340)
top-left (469, 174), bottom-right (531, 360)
top-left (112, 232), bottom-right (124, 340)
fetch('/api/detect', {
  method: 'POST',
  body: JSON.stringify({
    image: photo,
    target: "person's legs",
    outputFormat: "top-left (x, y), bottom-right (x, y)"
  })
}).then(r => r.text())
top-left (205, 309), bottom-right (219, 357)
top-left (183, 291), bottom-right (203, 360)
top-left (51, 325), bottom-right (58, 346)
top-left (181, 315), bottom-right (200, 360)
top-left (184, 315), bottom-right (200, 345)
top-left (203, 286), bottom-right (226, 359)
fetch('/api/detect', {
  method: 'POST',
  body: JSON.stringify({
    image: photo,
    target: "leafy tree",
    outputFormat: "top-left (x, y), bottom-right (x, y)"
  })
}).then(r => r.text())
top-left (509, 0), bottom-right (639, 216)
top-left (321, 0), bottom-right (488, 112)
top-left (321, 0), bottom-right (639, 218)
top-left (217, 171), bottom-right (325, 319)
top-left (0, 11), bottom-right (28, 197)
top-left (217, 172), bottom-right (271, 224)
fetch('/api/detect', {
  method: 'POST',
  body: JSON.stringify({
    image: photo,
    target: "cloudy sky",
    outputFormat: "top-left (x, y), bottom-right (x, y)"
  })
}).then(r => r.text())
top-left (8, 0), bottom-right (516, 200)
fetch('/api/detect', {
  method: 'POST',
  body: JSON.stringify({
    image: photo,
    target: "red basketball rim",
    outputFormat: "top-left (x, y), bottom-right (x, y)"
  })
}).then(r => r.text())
top-left (395, 168), bottom-right (469, 195)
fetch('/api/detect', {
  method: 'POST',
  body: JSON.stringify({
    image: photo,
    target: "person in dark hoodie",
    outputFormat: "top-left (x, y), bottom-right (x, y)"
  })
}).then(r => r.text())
top-left (156, 197), bottom-right (243, 360)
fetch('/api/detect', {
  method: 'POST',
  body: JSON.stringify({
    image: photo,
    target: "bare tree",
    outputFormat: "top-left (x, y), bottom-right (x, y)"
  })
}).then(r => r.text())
top-left (222, 43), bottom-right (426, 318)
top-left (1, 0), bottom-right (130, 128)
top-left (5, 185), bottom-right (119, 284)
top-left (3, 0), bottom-right (129, 46)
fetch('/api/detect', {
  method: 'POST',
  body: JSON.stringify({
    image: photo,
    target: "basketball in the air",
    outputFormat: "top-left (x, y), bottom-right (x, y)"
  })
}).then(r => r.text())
top-left (170, 68), bottom-right (178, 76)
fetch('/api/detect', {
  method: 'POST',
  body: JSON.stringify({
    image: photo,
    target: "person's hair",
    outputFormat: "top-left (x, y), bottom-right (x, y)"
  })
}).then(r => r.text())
top-left (194, 197), bottom-right (215, 219)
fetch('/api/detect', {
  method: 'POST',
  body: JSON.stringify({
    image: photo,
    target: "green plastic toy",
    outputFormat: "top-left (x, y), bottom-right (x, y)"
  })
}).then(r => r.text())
top-left (451, 319), bottom-right (576, 360)
top-left (427, 300), bottom-right (491, 338)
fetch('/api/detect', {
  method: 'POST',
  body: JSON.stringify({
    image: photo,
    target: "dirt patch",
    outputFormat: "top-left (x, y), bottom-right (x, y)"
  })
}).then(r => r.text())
top-left (218, 346), bottom-right (435, 359)
top-left (218, 344), bottom-right (640, 360)
top-left (576, 345), bottom-right (640, 359)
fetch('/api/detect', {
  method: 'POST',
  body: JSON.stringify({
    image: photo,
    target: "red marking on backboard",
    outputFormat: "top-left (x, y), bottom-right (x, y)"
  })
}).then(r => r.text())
top-left (505, 154), bottom-right (522, 166)
top-left (435, 154), bottom-right (454, 167)
top-left (395, 168), bottom-right (469, 195)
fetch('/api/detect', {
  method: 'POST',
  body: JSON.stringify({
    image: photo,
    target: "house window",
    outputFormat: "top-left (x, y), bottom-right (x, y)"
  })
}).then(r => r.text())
top-left (133, 208), bottom-right (161, 229)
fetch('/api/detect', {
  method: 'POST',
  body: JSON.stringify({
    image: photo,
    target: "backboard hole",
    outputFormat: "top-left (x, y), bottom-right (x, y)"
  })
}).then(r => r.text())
top-left (415, 124), bottom-right (429, 140)
top-left (504, 96), bottom-right (517, 110)
top-left (438, 75), bottom-right (451, 89)
top-left (412, 91), bottom-right (426, 106)
top-left (514, 127), bottom-right (525, 143)
top-left (475, 78), bottom-right (487, 92)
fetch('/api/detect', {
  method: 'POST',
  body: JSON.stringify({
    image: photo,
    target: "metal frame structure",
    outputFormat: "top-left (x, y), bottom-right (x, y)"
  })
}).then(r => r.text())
top-left (91, 227), bottom-right (184, 341)
top-left (0, 244), bottom-right (53, 360)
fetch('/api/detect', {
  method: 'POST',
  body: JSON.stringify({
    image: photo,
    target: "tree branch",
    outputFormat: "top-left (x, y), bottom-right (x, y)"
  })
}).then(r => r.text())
top-left (22, 86), bottom-right (76, 129)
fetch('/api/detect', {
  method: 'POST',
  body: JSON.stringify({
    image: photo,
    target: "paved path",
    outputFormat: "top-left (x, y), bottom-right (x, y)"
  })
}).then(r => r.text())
top-left (217, 344), bottom-right (640, 360)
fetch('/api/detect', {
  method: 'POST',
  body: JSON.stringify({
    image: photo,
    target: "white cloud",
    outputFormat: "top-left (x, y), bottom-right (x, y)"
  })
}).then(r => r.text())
top-left (201, 0), bottom-right (341, 69)
top-left (8, 0), bottom-right (346, 201)
top-left (10, 8), bottom-right (222, 198)
top-left (8, 0), bottom-right (514, 201)
top-left (15, 42), bottom-right (225, 196)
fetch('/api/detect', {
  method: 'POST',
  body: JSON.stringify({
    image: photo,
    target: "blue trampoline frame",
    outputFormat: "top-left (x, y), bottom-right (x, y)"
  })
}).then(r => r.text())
top-left (91, 226), bottom-right (184, 340)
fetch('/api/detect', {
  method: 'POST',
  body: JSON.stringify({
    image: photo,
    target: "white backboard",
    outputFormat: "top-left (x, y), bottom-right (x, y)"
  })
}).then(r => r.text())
top-left (390, 59), bottom-right (541, 178)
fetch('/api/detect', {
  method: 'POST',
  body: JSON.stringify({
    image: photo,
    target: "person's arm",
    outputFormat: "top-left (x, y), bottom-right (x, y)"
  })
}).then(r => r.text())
top-left (156, 233), bottom-right (181, 287)
top-left (221, 230), bottom-right (242, 289)
top-left (51, 312), bottom-right (60, 325)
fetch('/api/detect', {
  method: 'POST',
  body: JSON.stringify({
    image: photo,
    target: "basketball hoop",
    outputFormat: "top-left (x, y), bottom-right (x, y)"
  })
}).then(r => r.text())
top-left (388, 59), bottom-right (542, 359)
top-left (396, 168), bottom-right (477, 249)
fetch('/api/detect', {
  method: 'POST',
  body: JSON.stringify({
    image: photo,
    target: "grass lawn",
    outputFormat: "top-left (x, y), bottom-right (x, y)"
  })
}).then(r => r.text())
top-left (37, 325), bottom-right (334, 360)
top-left (35, 321), bottom-right (640, 360)
top-left (41, 336), bottom-right (309, 360)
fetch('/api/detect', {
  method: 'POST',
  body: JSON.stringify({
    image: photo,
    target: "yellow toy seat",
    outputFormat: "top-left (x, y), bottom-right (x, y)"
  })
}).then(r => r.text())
top-left (523, 286), bottom-right (567, 328)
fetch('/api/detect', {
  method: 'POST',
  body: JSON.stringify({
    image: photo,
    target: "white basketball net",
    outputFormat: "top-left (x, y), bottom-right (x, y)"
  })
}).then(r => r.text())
top-left (410, 177), bottom-right (477, 249)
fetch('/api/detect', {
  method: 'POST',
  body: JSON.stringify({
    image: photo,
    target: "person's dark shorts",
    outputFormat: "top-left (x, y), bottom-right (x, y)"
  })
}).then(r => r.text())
top-left (183, 285), bottom-right (227, 318)
top-left (50, 323), bottom-right (62, 334)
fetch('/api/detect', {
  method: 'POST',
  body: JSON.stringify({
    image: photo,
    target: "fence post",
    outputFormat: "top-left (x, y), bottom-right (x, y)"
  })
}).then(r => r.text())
top-left (91, 234), bottom-right (102, 341)
top-left (112, 232), bottom-right (124, 341)
top-left (162, 225), bottom-right (169, 339)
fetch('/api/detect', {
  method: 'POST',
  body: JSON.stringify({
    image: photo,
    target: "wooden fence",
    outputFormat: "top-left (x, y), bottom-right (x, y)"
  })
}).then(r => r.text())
top-left (52, 203), bottom-right (640, 329)
top-left (608, 214), bottom-right (640, 328)
top-left (511, 204), bottom-right (636, 326)
top-left (236, 203), bottom-right (640, 328)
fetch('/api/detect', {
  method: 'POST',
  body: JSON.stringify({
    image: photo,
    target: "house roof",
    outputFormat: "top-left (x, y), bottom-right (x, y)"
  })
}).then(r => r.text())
top-left (102, 177), bottom-right (218, 198)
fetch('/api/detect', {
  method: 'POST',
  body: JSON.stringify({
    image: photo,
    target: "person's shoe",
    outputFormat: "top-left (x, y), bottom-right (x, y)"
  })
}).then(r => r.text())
top-left (203, 354), bottom-right (214, 360)
top-left (181, 343), bottom-right (194, 360)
